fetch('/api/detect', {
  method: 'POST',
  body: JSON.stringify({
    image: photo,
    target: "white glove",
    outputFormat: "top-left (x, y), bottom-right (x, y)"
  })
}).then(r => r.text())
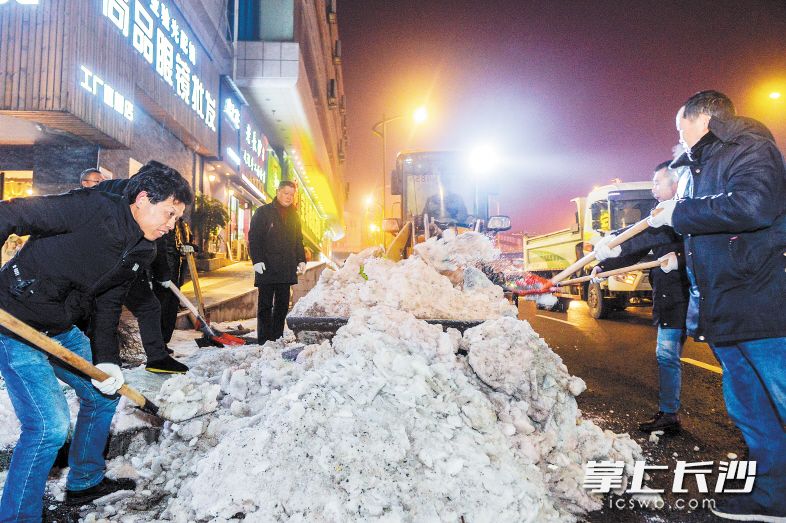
top-left (297, 262), bottom-right (306, 274)
top-left (91, 363), bottom-right (124, 395)
top-left (594, 235), bottom-right (621, 261)
top-left (253, 262), bottom-right (266, 275)
top-left (660, 252), bottom-right (679, 273)
top-left (158, 280), bottom-right (173, 289)
top-left (648, 199), bottom-right (677, 228)
top-left (590, 265), bottom-right (606, 283)
top-left (180, 245), bottom-right (195, 255)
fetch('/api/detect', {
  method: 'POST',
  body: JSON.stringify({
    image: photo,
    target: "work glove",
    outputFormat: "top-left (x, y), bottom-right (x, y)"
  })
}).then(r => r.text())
top-left (659, 252), bottom-right (679, 273)
top-left (594, 234), bottom-right (621, 262)
top-left (647, 199), bottom-right (677, 228)
top-left (253, 262), bottom-right (266, 275)
top-left (91, 363), bottom-right (124, 395)
top-left (297, 262), bottom-right (306, 274)
top-left (179, 244), bottom-right (195, 255)
top-left (590, 265), bottom-right (606, 283)
top-left (158, 280), bottom-right (173, 289)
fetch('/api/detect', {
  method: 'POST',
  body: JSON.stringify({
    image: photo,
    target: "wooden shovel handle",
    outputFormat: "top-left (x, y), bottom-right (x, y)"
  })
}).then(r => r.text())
top-left (0, 308), bottom-right (151, 410)
top-left (558, 259), bottom-right (663, 286)
top-left (549, 214), bottom-right (655, 285)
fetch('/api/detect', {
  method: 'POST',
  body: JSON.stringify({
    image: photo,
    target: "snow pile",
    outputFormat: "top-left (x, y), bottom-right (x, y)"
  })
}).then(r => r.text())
top-left (155, 376), bottom-right (220, 423)
top-left (413, 231), bottom-right (500, 272)
top-left (79, 307), bottom-right (640, 522)
top-left (291, 238), bottom-right (515, 320)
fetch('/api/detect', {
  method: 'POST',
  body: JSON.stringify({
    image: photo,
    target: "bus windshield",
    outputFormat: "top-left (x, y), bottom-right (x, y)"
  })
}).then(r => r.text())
top-left (398, 152), bottom-right (484, 226)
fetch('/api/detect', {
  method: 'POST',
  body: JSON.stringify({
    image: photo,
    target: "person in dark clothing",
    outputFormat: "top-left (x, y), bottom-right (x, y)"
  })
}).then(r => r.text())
top-left (593, 161), bottom-right (690, 434)
top-left (0, 163), bottom-right (192, 518)
top-left (153, 219), bottom-right (195, 344)
top-left (79, 168), bottom-right (104, 188)
top-left (599, 91), bottom-right (786, 521)
top-left (248, 180), bottom-right (306, 342)
top-left (96, 172), bottom-right (189, 374)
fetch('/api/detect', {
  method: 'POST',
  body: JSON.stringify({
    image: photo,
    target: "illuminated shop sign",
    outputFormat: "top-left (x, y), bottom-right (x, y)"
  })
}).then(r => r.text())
top-left (101, 0), bottom-right (216, 132)
top-left (242, 123), bottom-right (267, 183)
top-left (223, 98), bottom-right (240, 130)
top-left (80, 65), bottom-right (134, 121)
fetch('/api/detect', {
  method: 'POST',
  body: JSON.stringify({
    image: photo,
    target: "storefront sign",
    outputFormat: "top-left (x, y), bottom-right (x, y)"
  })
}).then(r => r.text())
top-left (223, 98), bottom-right (240, 130)
top-left (101, 0), bottom-right (216, 132)
top-left (79, 65), bottom-right (134, 121)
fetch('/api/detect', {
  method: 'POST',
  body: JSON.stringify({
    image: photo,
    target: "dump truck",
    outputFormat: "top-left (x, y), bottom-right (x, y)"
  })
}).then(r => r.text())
top-left (383, 150), bottom-right (512, 260)
top-left (522, 182), bottom-right (657, 318)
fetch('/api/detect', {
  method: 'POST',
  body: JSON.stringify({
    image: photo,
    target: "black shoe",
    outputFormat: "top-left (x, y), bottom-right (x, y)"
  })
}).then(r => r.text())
top-left (65, 477), bottom-right (136, 506)
top-left (639, 411), bottom-right (681, 433)
top-left (145, 355), bottom-right (189, 374)
top-left (711, 496), bottom-right (786, 522)
top-left (165, 346), bottom-right (174, 354)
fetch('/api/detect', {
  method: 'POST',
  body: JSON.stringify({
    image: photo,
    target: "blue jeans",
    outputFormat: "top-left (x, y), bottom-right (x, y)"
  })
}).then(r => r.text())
top-left (711, 337), bottom-right (786, 513)
top-left (656, 326), bottom-right (686, 413)
top-left (0, 326), bottom-right (119, 522)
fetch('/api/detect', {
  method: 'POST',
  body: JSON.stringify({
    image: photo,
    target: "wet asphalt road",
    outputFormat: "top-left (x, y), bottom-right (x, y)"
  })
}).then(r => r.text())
top-left (518, 299), bottom-right (744, 522)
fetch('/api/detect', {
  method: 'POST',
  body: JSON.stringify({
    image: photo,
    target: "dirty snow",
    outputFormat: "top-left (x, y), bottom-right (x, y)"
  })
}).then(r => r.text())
top-left (291, 235), bottom-right (516, 320)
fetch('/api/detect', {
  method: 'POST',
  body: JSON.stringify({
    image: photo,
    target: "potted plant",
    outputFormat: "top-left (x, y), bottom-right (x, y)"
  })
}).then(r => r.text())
top-left (190, 194), bottom-right (229, 258)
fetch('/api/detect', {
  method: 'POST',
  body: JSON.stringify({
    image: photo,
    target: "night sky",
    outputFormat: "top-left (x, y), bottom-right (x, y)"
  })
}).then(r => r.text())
top-left (339, 0), bottom-right (786, 235)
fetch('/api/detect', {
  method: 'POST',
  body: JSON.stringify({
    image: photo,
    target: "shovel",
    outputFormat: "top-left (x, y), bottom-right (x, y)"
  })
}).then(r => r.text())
top-left (556, 252), bottom-right (675, 286)
top-left (168, 284), bottom-right (246, 347)
top-left (517, 212), bottom-right (659, 295)
top-left (0, 308), bottom-right (164, 418)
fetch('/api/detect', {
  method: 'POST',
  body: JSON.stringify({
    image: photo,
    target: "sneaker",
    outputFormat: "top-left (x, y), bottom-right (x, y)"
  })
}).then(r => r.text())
top-left (639, 411), bottom-right (681, 433)
top-left (145, 355), bottom-right (189, 374)
top-left (711, 496), bottom-right (786, 522)
top-left (65, 477), bottom-right (136, 506)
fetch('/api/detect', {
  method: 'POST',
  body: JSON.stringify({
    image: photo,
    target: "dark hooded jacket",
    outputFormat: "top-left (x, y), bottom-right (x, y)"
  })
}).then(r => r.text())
top-left (669, 116), bottom-right (786, 344)
top-left (0, 189), bottom-right (156, 364)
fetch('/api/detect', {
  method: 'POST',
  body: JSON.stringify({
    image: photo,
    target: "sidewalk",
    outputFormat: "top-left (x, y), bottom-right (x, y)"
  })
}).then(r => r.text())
top-left (180, 260), bottom-right (254, 309)
top-left (177, 261), bottom-right (257, 326)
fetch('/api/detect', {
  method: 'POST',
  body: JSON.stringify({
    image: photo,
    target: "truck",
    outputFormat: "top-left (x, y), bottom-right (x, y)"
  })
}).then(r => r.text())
top-left (383, 150), bottom-right (512, 259)
top-left (522, 182), bottom-right (658, 318)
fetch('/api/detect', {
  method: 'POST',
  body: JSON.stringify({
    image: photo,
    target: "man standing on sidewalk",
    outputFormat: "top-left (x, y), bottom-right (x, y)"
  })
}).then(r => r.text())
top-left (248, 180), bottom-right (306, 342)
top-left (594, 161), bottom-right (689, 434)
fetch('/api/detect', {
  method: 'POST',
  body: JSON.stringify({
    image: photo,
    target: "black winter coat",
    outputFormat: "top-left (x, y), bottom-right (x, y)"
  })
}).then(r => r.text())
top-left (598, 227), bottom-right (690, 328)
top-left (0, 189), bottom-right (156, 364)
top-left (670, 116), bottom-right (786, 344)
top-left (248, 202), bottom-right (306, 285)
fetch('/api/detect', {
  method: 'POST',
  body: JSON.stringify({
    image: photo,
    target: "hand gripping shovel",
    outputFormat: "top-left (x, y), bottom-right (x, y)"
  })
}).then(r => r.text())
top-left (555, 252), bottom-right (676, 286)
top-left (518, 211), bottom-right (659, 296)
top-left (167, 284), bottom-right (245, 347)
top-left (0, 308), bottom-right (162, 418)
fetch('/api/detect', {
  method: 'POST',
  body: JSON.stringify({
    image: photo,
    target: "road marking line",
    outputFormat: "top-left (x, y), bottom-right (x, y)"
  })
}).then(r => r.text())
top-left (680, 357), bottom-right (722, 374)
top-left (535, 315), bottom-right (577, 326)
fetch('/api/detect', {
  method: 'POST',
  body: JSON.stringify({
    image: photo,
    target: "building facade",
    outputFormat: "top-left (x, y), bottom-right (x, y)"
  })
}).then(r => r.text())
top-left (0, 0), bottom-right (346, 261)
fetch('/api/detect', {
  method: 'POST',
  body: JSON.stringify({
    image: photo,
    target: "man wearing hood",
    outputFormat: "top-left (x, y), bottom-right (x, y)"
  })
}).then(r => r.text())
top-left (599, 90), bottom-right (786, 521)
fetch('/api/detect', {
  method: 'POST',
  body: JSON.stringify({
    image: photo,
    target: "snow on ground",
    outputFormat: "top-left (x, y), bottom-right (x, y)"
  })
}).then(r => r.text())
top-left (0, 234), bottom-right (645, 521)
top-left (291, 234), bottom-right (516, 320)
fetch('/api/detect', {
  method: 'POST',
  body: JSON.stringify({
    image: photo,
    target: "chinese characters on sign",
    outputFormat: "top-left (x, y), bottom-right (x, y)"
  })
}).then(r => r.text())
top-left (584, 460), bottom-right (756, 494)
top-left (101, 0), bottom-right (216, 131)
top-left (243, 123), bottom-right (267, 184)
top-left (80, 65), bottom-right (134, 121)
top-left (223, 98), bottom-right (240, 130)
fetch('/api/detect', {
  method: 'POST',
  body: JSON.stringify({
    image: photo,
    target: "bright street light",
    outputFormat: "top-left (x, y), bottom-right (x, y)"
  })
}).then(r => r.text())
top-left (369, 223), bottom-right (380, 233)
top-left (364, 194), bottom-right (374, 207)
top-left (413, 106), bottom-right (428, 124)
top-left (770, 92), bottom-right (782, 100)
top-left (468, 144), bottom-right (500, 176)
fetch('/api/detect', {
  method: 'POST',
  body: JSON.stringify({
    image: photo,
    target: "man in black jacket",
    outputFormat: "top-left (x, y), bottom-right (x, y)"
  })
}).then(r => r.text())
top-left (0, 163), bottom-right (192, 519)
top-left (600, 91), bottom-right (786, 521)
top-left (594, 161), bottom-right (690, 434)
top-left (248, 180), bottom-right (306, 342)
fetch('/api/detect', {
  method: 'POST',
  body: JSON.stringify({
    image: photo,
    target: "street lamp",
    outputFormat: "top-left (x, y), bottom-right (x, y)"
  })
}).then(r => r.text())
top-left (770, 92), bottom-right (782, 100)
top-left (371, 106), bottom-right (428, 239)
